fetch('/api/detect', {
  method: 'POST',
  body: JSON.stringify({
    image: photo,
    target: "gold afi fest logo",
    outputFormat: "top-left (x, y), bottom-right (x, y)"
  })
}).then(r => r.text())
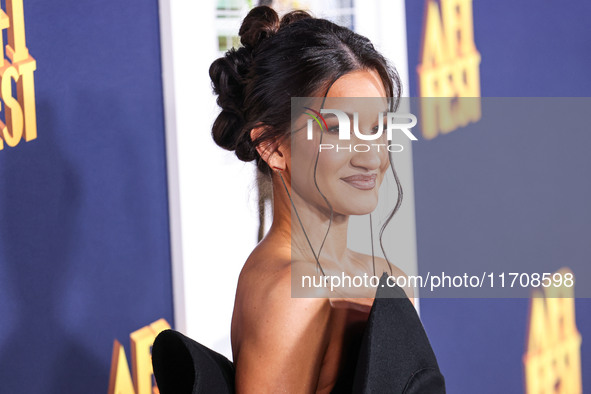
top-left (524, 268), bottom-right (582, 394)
top-left (0, 0), bottom-right (36, 151)
top-left (108, 319), bottom-right (170, 394)
top-left (417, 0), bottom-right (481, 139)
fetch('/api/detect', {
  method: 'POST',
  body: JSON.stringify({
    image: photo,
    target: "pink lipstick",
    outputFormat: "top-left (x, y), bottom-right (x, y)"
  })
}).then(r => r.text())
top-left (341, 174), bottom-right (377, 190)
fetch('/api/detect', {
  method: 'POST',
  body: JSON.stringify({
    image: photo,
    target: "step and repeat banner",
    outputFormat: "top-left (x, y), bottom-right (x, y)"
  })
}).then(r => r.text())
top-left (0, 0), bottom-right (589, 393)
top-left (406, 0), bottom-right (591, 393)
top-left (0, 0), bottom-right (174, 393)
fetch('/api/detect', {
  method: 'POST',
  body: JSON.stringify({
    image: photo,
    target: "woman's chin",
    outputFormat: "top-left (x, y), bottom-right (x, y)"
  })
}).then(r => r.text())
top-left (335, 201), bottom-right (379, 216)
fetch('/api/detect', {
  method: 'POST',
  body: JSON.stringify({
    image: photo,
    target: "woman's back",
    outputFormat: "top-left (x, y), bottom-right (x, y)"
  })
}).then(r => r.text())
top-left (231, 233), bottom-right (371, 393)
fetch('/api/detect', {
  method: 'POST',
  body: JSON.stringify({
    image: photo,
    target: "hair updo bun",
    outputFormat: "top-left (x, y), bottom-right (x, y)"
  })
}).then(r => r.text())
top-left (209, 5), bottom-right (401, 175)
top-left (209, 44), bottom-right (255, 161)
top-left (239, 6), bottom-right (280, 49)
top-left (209, 6), bottom-right (288, 164)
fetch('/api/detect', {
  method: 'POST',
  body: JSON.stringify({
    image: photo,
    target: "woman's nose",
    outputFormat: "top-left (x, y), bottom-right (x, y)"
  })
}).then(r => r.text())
top-left (349, 138), bottom-right (384, 171)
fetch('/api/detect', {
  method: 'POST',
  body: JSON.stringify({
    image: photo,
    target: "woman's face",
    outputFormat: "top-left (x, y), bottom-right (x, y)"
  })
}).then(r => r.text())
top-left (288, 69), bottom-right (391, 216)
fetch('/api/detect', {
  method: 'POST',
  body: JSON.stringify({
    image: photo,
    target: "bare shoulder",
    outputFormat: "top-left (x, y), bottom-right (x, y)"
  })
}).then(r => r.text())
top-left (375, 255), bottom-right (415, 301)
top-left (233, 259), bottom-right (331, 392)
top-left (235, 257), bottom-right (328, 318)
top-left (374, 256), bottom-right (409, 279)
top-left (350, 251), bottom-right (415, 301)
top-left (236, 259), bottom-right (329, 324)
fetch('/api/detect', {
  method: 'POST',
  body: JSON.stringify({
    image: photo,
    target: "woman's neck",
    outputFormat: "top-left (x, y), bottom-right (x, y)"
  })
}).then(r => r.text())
top-left (267, 173), bottom-right (350, 266)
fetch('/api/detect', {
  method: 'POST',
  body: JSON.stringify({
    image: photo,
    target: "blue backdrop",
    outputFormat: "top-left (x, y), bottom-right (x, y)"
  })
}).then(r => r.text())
top-left (1, 0), bottom-right (590, 392)
top-left (406, 1), bottom-right (591, 392)
top-left (0, 0), bottom-right (173, 392)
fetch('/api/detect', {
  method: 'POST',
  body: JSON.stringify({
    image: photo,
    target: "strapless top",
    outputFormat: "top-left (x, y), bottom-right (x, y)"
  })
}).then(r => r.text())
top-left (333, 272), bottom-right (446, 393)
top-left (152, 273), bottom-right (445, 393)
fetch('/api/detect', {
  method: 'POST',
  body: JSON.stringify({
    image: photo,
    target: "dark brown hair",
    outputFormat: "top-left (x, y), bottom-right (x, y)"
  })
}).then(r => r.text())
top-left (209, 6), bottom-right (401, 175)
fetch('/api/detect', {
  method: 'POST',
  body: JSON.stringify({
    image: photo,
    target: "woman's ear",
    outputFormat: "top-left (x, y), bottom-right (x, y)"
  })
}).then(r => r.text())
top-left (250, 126), bottom-right (287, 171)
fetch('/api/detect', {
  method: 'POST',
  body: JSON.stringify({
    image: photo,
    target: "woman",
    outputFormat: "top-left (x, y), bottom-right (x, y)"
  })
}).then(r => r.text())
top-left (207, 6), bottom-right (436, 393)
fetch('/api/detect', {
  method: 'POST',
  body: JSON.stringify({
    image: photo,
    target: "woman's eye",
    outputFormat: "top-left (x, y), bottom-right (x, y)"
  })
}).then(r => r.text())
top-left (326, 126), bottom-right (340, 134)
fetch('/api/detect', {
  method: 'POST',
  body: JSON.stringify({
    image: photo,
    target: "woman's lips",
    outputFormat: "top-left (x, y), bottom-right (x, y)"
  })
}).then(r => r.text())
top-left (341, 174), bottom-right (377, 190)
